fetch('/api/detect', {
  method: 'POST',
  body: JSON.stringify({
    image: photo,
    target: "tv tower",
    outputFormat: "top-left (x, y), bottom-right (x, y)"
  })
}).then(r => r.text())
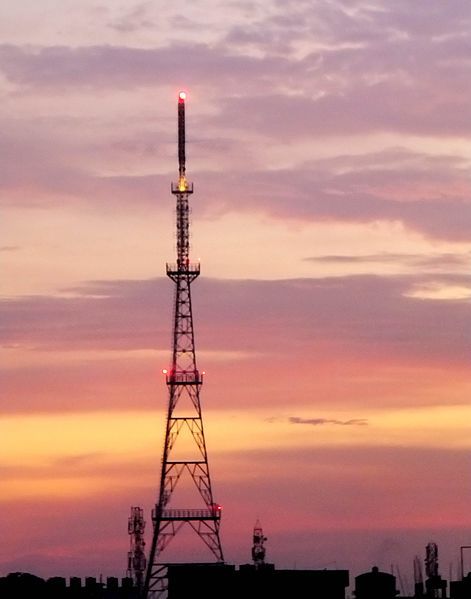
top-left (144, 92), bottom-right (224, 598)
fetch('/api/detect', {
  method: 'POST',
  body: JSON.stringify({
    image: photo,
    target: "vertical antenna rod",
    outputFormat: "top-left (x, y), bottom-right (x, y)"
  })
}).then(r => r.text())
top-left (144, 91), bottom-right (224, 599)
top-left (178, 91), bottom-right (186, 179)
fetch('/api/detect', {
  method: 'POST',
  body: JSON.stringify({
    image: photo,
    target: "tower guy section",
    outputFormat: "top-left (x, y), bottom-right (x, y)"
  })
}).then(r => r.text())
top-left (144, 92), bottom-right (224, 598)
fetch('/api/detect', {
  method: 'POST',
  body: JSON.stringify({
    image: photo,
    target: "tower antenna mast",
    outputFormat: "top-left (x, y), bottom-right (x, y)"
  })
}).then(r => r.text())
top-left (144, 91), bottom-right (224, 598)
top-left (127, 506), bottom-right (146, 592)
top-left (252, 520), bottom-right (267, 569)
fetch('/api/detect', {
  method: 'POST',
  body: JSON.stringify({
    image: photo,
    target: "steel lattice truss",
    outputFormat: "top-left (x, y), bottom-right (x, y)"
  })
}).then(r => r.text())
top-left (127, 507), bottom-right (147, 592)
top-left (144, 93), bottom-right (224, 599)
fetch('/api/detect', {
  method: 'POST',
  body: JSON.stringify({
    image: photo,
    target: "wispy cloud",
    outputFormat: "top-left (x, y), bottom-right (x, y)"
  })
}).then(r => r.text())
top-left (304, 252), bottom-right (471, 270)
top-left (108, 2), bottom-right (156, 33)
top-left (52, 452), bottom-right (105, 468)
top-left (289, 416), bottom-right (368, 427)
top-left (2, 134), bottom-right (471, 241)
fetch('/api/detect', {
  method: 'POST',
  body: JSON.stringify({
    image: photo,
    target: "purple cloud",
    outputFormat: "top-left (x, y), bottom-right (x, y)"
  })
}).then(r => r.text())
top-left (2, 273), bottom-right (471, 414)
top-left (2, 274), bottom-right (471, 359)
top-left (1, 3), bottom-right (471, 141)
top-left (0, 43), bottom-right (289, 90)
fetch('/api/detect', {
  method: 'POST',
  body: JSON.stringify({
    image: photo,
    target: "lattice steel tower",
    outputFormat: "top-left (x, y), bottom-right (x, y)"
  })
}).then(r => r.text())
top-left (127, 506), bottom-right (146, 592)
top-left (144, 92), bottom-right (224, 598)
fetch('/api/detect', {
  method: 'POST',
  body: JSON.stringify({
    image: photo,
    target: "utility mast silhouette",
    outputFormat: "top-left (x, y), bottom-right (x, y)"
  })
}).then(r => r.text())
top-left (144, 91), bottom-right (224, 598)
top-left (127, 506), bottom-right (146, 592)
top-left (252, 520), bottom-right (267, 569)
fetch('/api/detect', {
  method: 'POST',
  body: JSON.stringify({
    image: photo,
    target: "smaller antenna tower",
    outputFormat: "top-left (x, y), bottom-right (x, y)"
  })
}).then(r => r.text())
top-left (127, 506), bottom-right (147, 591)
top-left (425, 542), bottom-right (447, 598)
top-left (425, 542), bottom-right (439, 579)
top-left (251, 520), bottom-right (267, 569)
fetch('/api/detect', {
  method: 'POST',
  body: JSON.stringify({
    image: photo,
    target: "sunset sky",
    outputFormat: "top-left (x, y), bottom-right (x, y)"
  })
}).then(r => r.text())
top-left (2, 0), bottom-right (471, 591)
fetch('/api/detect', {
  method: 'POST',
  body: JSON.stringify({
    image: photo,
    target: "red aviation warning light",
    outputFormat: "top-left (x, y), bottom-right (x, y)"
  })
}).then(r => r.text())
top-left (178, 91), bottom-right (186, 101)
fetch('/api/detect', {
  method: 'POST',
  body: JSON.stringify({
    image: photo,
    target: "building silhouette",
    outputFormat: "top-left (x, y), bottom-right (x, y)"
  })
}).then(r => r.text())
top-left (0, 573), bottom-right (138, 598)
top-left (354, 566), bottom-right (398, 599)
